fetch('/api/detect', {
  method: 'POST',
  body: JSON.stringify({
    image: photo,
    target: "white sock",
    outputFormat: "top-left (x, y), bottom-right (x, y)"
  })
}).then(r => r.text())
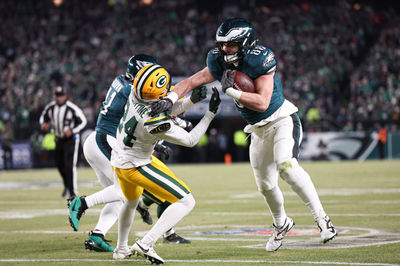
top-left (263, 186), bottom-right (287, 227)
top-left (117, 199), bottom-right (139, 248)
top-left (164, 228), bottom-right (175, 237)
top-left (141, 194), bottom-right (195, 246)
top-left (85, 185), bottom-right (123, 208)
top-left (93, 201), bottom-right (121, 236)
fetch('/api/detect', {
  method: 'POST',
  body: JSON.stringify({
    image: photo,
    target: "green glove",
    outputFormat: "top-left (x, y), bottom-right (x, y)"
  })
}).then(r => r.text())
top-left (208, 87), bottom-right (221, 114)
top-left (190, 85), bottom-right (207, 103)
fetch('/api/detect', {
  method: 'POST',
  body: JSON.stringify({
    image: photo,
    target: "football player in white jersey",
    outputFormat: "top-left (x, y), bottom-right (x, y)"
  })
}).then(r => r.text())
top-left (68, 55), bottom-right (206, 252)
top-left (110, 64), bottom-right (220, 264)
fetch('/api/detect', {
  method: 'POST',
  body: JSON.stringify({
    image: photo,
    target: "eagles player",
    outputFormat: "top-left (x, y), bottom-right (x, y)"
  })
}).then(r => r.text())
top-left (149, 18), bottom-right (337, 252)
top-left (110, 64), bottom-right (220, 264)
top-left (68, 54), bottom-right (205, 252)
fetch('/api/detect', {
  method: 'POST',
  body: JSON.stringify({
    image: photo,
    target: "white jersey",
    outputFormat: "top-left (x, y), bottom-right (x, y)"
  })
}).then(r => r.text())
top-left (111, 93), bottom-right (215, 169)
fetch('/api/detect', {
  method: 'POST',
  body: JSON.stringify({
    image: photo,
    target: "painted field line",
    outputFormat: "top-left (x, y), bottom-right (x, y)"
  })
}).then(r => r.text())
top-left (198, 212), bottom-right (400, 217)
top-left (0, 259), bottom-right (398, 265)
top-left (2, 209), bottom-right (400, 219)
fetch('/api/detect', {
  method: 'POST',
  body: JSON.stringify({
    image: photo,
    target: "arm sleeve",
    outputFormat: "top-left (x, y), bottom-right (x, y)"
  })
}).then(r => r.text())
top-left (170, 97), bottom-right (194, 117)
top-left (39, 102), bottom-right (53, 125)
top-left (70, 103), bottom-right (87, 134)
top-left (157, 111), bottom-right (215, 147)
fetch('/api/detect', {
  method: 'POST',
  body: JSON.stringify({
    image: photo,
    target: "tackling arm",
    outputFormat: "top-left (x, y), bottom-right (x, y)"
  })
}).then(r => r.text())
top-left (168, 67), bottom-right (216, 101)
top-left (159, 111), bottom-right (215, 147)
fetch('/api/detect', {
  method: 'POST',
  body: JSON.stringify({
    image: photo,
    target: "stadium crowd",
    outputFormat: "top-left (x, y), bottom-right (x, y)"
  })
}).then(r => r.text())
top-left (1, 0), bottom-right (399, 145)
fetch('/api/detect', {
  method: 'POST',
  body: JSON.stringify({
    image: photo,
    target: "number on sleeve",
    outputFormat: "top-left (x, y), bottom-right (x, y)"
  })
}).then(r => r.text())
top-left (100, 79), bottom-right (124, 116)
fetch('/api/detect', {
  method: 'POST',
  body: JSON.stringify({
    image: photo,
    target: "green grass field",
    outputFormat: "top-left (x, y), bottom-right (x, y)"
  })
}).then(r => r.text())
top-left (1, 160), bottom-right (400, 265)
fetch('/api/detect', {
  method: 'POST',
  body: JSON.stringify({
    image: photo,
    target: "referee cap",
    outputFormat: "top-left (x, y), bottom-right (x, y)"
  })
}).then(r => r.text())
top-left (55, 86), bottom-right (67, 96)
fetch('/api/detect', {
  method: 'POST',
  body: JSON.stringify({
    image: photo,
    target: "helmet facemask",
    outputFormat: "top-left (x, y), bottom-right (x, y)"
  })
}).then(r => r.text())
top-left (215, 18), bottom-right (256, 67)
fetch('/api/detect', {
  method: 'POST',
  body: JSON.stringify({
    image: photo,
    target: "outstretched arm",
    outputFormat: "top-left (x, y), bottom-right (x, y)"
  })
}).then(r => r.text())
top-left (150, 67), bottom-right (216, 116)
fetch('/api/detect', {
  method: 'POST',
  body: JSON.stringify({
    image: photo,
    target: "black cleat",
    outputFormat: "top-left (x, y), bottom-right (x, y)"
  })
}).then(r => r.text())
top-left (136, 205), bottom-right (153, 225)
top-left (163, 233), bottom-right (191, 244)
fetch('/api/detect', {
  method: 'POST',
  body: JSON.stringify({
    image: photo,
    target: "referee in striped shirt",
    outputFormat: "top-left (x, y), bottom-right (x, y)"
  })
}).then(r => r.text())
top-left (40, 86), bottom-right (87, 199)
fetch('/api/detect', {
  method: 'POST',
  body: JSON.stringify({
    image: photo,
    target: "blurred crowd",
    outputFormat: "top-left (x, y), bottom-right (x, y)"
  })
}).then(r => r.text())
top-left (1, 0), bottom-right (399, 149)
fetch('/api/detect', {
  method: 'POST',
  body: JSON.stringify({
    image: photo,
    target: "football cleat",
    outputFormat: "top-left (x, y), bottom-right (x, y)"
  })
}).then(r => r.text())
top-left (68, 197), bottom-right (85, 231)
top-left (84, 231), bottom-right (115, 252)
top-left (113, 246), bottom-right (133, 260)
top-left (136, 204), bottom-right (153, 225)
top-left (131, 240), bottom-right (164, 265)
top-left (316, 215), bottom-right (337, 243)
top-left (266, 217), bottom-right (295, 252)
top-left (163, 233), bottom-right (191, 244)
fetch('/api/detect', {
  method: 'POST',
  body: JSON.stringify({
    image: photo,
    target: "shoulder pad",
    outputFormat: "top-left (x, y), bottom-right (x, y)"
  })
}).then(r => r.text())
top-left (207, 48), bottom-right (224, 81)
top-left (245, 45), bottom-right (276, 76)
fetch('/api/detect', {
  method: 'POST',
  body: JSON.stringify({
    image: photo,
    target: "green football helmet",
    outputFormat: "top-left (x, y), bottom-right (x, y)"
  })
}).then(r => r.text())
top-left (216, 18), bottom-right (256, 65)
top-left (125, 54), bottom-right (158, 81)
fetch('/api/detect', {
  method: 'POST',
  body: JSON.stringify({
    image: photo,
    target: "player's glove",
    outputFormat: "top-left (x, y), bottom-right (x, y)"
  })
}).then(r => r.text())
top-left (221, 70), bottom-right (235, 93)
top-left (149, 98), bottom-right (173, 116)
top-left (154, 144), bottom-right (172, 161)
top-left (184, 120), bottom-right (193, 132)
top-left (209, 87), bottom-right (221, 114)
top-left (190, 85), bottom-right (207, 103)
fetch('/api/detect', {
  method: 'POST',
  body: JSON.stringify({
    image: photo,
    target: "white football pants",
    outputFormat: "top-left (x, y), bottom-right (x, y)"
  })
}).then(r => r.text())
top-left (83, 131), bottom-right (125, 235)
top-left (249, 114), bottom-right (326, 227)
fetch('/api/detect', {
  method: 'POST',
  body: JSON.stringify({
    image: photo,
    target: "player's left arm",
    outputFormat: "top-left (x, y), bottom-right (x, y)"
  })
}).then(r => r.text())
top-left (236, 72), bottom-right (274, 112)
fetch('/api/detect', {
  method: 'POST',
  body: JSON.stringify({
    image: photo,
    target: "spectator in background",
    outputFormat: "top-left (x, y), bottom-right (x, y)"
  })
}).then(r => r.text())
top-left (39, 86), bottom-right (87, 199)
top-left (1, 0), bottom-right (399, 147)
top-left (0, 120), bottom-right (14, 169)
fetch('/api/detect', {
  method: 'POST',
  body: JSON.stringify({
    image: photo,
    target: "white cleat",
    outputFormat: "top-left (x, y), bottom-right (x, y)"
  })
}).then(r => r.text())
top-left (112, 246), bottom-right (132, 260)
top-left (266, 217), bottom-right (295, 252)
top-left (316, 215), bottom-right (337, 243)
top-left (131, 240), bottom-right (164, 265)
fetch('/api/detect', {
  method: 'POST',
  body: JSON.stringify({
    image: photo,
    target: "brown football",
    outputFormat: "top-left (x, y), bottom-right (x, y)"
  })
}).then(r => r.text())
top-left (228, 70), bottom-right (255, 93)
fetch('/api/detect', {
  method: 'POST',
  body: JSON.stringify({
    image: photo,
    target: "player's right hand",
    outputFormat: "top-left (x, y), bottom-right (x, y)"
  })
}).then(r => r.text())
top-left (221, 70), bottom-right (235, 93)
top-left (209, 87), bottom-right (221, 114)
top-left (150, 98), bottom-right (173, 116)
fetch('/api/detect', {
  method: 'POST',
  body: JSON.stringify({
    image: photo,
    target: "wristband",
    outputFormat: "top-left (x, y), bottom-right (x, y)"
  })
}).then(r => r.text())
top-left (225, 87), bottom-right (243, 101)
top-left (166, 91), bottom-right (179, 104)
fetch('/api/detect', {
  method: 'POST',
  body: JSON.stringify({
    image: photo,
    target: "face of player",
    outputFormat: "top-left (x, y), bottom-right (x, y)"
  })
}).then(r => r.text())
top-left (221, 42), bottom-right (240, 55)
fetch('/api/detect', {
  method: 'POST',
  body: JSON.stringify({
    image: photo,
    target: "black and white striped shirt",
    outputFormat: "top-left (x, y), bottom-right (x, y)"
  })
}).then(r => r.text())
top-left (39, 100), bottom-right (87, 138)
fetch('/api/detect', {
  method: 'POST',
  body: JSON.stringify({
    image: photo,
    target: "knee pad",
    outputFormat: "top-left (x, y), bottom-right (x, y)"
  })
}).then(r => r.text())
top-left (256, 179), bottom-right (277, 196)
top-left (278, 158), bottom-right (299, 184)
top-left (180, 193), bottom-right (196, 211)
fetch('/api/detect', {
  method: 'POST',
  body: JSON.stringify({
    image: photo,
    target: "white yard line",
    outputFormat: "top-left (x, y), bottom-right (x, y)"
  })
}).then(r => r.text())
top-left (0, 259), bottom-right (398, 265)
top-left (1, 209), bottom-right (399, 219)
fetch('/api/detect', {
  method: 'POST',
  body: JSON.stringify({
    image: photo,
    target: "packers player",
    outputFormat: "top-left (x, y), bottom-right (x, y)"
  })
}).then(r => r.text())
top-left (149, 18), bottom-right (337, 252)
top-left (68, 54), bottom-right (205, 252)
top-left (110, 64), bottom-right (220, 264)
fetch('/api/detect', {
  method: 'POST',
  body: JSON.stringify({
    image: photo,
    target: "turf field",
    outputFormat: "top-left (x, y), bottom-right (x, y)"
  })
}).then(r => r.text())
top-left (0, 160), bottom-right (399, 265)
